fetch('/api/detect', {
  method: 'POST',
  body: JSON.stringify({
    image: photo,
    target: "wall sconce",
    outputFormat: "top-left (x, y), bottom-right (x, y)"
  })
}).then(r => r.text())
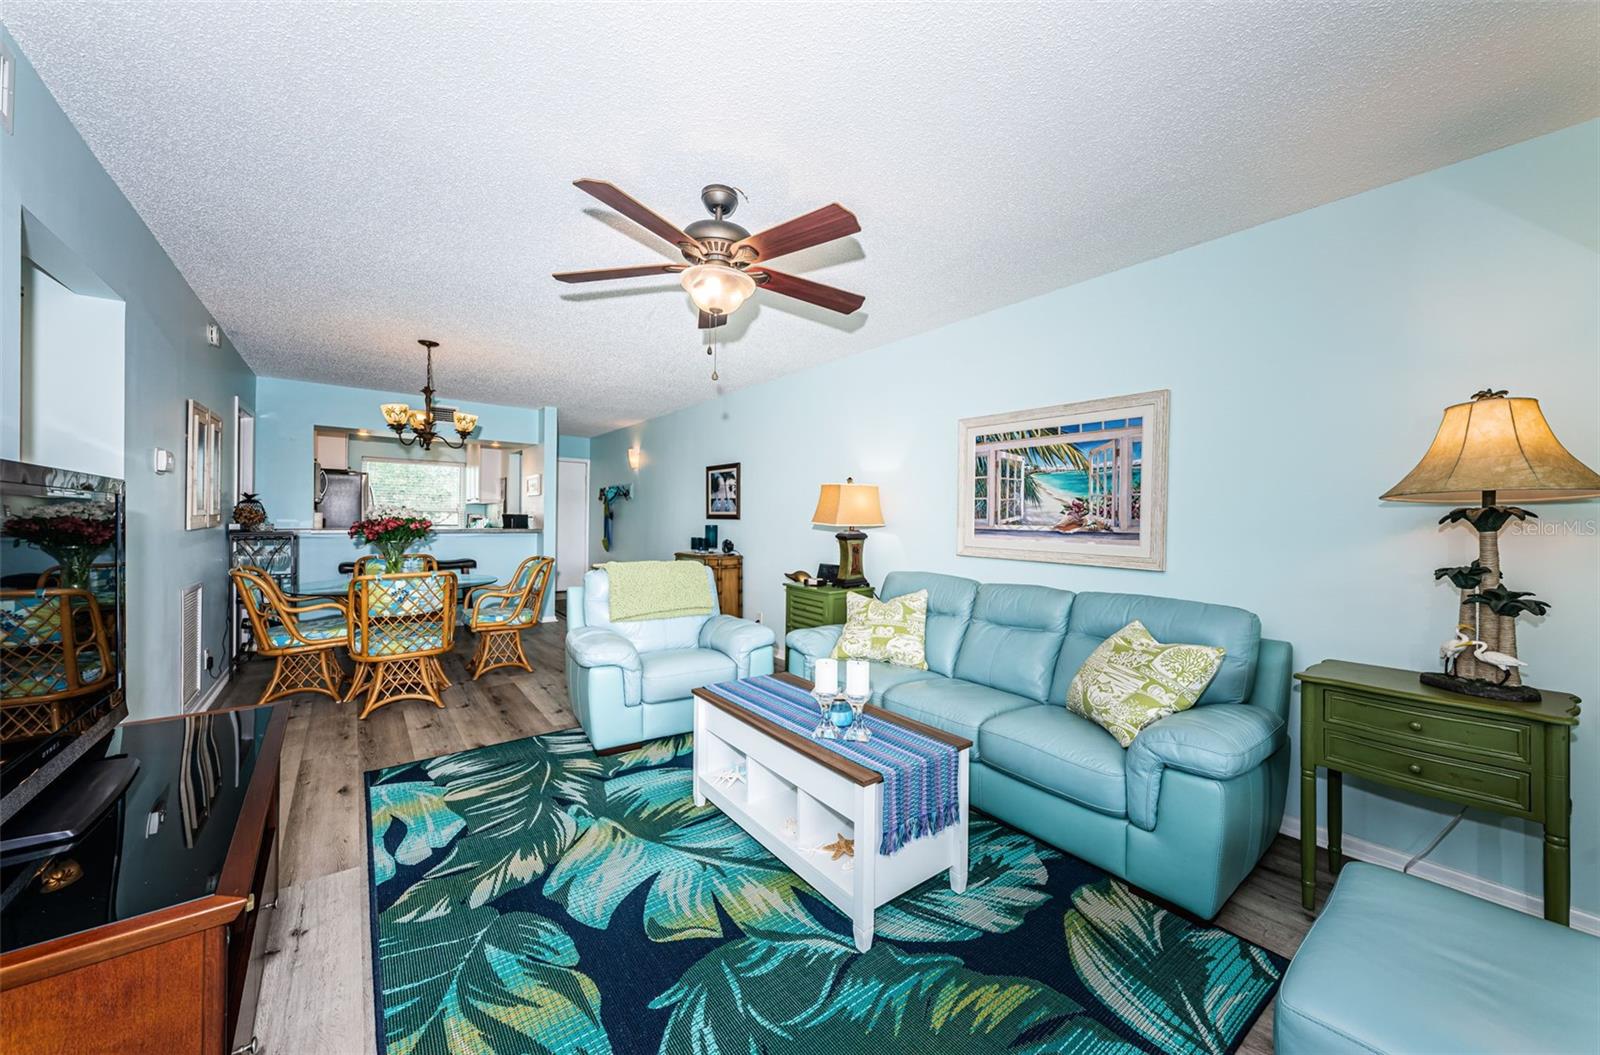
top-left (627, 446), bottom-right (641, 471)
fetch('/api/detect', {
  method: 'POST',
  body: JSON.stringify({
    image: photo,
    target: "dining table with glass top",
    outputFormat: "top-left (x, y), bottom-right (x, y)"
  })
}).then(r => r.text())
top-left (296, 571), bottom-right (497, 598)
top-left (298, 570), bottom-right (497, 624)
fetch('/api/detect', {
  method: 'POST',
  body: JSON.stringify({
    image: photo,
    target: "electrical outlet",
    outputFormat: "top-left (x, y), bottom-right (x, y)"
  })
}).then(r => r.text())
top-left (755, 612), bottom-right (763, 624)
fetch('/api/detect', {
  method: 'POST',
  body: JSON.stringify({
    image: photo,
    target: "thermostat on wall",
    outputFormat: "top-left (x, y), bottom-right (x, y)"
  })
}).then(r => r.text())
top-left (205, 322), bottom-right (221, 347)
top-left (153, 448), bottom-right (175, 474)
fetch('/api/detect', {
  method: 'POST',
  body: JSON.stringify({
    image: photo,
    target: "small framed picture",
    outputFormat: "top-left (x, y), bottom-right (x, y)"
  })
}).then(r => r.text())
top-left (524, 473), bottom-right (542, 498)
top-left (706, 462), bottom-right (741, 520)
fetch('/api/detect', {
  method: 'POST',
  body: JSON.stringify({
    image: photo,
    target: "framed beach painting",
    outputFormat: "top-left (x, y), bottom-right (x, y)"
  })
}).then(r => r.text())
top-left (706, 462), bottom-right (740, 519)
top-left (957, 389), bottom-right (1169, 570)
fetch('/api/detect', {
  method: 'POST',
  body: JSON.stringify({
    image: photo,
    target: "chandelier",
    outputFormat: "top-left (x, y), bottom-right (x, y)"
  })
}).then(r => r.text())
top-left (379, 339), bottom-right (479, 450)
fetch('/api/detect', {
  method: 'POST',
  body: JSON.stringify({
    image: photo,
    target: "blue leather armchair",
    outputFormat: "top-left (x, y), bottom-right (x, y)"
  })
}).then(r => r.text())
top-left (785, 570), bottom-right (1290, 919)
top-left (566, 564), bottom-right (775, 751)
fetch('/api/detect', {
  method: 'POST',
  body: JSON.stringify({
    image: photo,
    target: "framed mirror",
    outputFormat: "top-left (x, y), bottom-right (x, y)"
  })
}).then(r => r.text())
top-left (186, 399), bottom-right (223, 529)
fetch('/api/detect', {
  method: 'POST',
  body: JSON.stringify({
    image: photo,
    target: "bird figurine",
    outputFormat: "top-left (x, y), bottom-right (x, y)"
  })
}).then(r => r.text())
top-left (1439, 628), bottom-right (1475, 676)
top-left (1469, 639), bottom-right (1528, 684)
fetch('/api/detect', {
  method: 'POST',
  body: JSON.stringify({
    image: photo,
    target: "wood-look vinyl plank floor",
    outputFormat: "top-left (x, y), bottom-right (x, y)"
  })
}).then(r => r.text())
top-left (222, 617), bottom-right (1325, 1054)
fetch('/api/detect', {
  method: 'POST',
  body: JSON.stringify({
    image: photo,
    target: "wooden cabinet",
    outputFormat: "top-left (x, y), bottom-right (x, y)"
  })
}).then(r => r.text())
top-left (675, 552), bottom-right (743, 617)
top-left (784, 582), bottom-right (874, 636)
top-left (1296, 660), bottom-right (1578, 924)
top-left (313, 429), bottom-right (348, 470)
top-left (1, 705), bottom-right (286, 1054)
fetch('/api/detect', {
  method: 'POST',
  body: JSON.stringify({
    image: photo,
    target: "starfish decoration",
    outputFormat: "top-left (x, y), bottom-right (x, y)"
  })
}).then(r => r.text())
top-left (819, 833), bottom-right (855, 860)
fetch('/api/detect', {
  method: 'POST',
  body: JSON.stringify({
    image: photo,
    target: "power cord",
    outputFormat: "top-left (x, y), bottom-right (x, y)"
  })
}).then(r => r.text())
top-left (1402, 806), bottom-right (1468, 874)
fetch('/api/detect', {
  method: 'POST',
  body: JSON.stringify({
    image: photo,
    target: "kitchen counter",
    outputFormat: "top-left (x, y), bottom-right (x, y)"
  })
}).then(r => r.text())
top-left (228, 527), bottom-right (548, 589)
top-left (228, 527), bottom-right (541, 535)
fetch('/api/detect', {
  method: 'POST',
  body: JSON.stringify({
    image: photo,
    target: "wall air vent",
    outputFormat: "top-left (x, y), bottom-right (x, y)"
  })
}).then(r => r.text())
top-left (180, 583), bottom-right (203, 710)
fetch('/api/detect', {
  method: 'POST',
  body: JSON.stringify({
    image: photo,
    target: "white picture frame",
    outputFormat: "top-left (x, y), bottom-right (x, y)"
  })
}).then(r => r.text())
top-left (956, 389), bottom-right (1169, 571)
top-left (186, 399), bottom-right (224, 530)
top-left (525, 473), bottom-right (542, 498)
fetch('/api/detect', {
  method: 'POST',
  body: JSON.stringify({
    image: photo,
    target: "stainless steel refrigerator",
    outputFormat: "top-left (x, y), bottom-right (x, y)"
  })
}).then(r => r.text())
top-left (315, 468), bottom-right (370, 530)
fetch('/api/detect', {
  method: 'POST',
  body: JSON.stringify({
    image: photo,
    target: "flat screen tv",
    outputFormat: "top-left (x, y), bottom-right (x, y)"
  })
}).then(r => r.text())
top-left (0, 460), bottom-right (127, 820)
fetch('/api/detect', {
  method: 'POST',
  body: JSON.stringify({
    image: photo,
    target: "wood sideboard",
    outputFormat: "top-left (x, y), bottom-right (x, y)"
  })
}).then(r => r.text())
top-left (1, 704), bottom-right (286, 1055)
top-left (674, 552), bottom-right (744, 617)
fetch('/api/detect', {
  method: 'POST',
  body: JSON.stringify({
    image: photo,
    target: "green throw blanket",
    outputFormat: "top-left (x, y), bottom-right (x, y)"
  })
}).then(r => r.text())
top-left (604, 560), bottom-right (714, 622)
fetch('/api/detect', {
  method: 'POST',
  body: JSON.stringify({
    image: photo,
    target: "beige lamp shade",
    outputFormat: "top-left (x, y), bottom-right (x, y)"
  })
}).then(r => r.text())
top-left (1381, 393), bottom-right (1600, 504)
top-left (812, 480), bottom-right (885, 528)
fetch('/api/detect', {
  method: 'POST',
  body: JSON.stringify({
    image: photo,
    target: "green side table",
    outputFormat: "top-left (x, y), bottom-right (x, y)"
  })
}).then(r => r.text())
top-left (784, 582), bottom-right (874, 637)
top-left (1296, 660), bottom-right (1581, 924)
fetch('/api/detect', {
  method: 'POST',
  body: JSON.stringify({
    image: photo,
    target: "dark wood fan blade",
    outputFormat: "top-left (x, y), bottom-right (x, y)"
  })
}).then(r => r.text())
top-left (698, 311), bottom-right (728, 330)
top-left (552, 264), bottom-right (686, 283)
top-left (735, 204), bottom-right (860, 263)
top-left (750, 268), bottom-right (865, 314)
top-left (573, 179), bottom-right (699, 251)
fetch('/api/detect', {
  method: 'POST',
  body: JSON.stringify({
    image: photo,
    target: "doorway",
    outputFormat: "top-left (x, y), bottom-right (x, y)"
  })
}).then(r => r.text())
top-left (556, 457), bottom-right (591, 602)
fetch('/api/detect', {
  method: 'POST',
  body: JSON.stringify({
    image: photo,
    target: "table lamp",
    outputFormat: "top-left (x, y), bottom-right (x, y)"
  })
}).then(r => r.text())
top-left (812, 477), bottom-right (884, 589)
top-left (1381, 389), bottom-right (1600, 701)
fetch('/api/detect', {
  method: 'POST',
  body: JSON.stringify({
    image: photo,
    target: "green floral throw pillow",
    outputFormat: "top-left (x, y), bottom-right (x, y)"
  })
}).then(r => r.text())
top-left (1067, 620), bottom-right (1225, 747)
top-left (832, 590), bottom-right (929, 670)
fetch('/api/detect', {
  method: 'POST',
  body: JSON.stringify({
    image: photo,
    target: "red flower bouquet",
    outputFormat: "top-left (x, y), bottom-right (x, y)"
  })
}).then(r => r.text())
top-left (348, 510), bottom-right (434, 572)
top-left (4, 505), bottom-right (118, 590)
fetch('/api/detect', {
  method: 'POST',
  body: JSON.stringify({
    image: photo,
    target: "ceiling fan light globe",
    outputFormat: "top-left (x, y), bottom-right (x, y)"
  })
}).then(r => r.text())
top-left (681, 263), bottom-right (756, 317)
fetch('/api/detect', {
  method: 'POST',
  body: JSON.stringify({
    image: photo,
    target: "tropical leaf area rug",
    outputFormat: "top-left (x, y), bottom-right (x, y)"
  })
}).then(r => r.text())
top-left (366, 729), bottom-right (1285, 1055)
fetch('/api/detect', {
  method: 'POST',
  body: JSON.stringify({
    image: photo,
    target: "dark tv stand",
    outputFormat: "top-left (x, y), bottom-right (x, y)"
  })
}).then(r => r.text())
top-left (0, 704), bottom-right (285, 1055)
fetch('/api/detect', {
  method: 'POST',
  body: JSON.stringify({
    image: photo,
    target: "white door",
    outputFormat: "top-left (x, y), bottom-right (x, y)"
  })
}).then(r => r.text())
top-left (556, 457), bottom-right (591, 593)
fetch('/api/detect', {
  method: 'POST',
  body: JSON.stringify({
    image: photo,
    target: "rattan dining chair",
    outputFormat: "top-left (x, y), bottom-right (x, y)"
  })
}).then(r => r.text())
top-left (0, 588), bottom-right (115, 743)
top-left (466, 556), bottom-right (553, 679)
top-left (344, 570), bottom-right (457, 719)
top-left (231, 566), bottom-right (349, 706)
top-left (352, 553), bottom-right (439, 575)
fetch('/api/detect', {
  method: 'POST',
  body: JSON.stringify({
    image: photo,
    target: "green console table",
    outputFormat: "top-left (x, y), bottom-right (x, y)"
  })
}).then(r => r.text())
top-left (1296, 660), bottom-right (1580, 924)
top-left (784, 582), bottom-right (874, 637)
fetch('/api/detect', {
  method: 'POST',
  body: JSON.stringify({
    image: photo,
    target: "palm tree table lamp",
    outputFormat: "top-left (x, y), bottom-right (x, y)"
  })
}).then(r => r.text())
top-left (1382, 389), bottom-right (1600, 702)
top-left (812, 478), bottom-right (885, 589)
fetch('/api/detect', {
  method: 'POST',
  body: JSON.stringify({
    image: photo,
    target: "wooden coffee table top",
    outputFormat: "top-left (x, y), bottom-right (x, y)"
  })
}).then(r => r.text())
top-left (692, 671), bottom-right (972, 788)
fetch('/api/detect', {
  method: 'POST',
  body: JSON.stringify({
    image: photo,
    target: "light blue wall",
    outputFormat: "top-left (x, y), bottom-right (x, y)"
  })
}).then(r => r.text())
top-left (254, 377), bottom-right (560, 614)
top-left (558, 435), bottom-right (592, 459)
top-left (593, 121), bottom-right (1600, 914)
top-left (1, 30), bottom-right (257, 718)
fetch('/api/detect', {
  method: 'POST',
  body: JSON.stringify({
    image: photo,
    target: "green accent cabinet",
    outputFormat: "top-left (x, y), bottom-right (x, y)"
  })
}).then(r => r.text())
top-left (1296, 660), bottom-right (1581, 924)
top-left (784, 582), bottom-right (874, 636)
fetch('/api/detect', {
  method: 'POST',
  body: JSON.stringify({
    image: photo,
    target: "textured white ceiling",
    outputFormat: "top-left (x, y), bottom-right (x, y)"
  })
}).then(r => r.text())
top-left (4, 2), bottom-right (1596, 435)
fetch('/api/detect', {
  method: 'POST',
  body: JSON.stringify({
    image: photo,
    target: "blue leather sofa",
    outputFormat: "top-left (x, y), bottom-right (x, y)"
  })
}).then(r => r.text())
top-left (785, 570), bottom-right (1290, 919)
top-left (566, 564), bottom-right (776, 751)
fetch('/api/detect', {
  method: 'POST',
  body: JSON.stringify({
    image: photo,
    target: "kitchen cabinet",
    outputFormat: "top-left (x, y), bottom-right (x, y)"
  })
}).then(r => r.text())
top-left (313, 430), bottom-right (349, 470)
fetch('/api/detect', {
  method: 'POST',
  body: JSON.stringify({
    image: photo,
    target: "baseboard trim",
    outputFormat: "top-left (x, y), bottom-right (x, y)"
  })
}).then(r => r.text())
top-left (1279, 815), bottom-right (1599, 935)
top-left (191, 669), bottom-right (232, 713)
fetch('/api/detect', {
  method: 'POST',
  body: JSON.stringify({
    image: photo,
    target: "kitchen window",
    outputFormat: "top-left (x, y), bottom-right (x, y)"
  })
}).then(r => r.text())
top-left (362, 458), bottom-right (465, 527)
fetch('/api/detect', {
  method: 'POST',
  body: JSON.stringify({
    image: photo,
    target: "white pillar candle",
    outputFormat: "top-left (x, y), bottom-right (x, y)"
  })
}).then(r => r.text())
top-left (845, 659), bottom-right (869, 698)
top-left (813, 657), bottom-right (839, 695)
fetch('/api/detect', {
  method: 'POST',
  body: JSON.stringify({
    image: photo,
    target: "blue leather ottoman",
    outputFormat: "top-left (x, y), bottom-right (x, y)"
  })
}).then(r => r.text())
top-left (1276, 862), bottom-right (1600, 1054)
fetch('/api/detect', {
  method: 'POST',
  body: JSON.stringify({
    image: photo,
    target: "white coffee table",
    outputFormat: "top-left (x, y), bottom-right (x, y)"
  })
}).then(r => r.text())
top-left (691, 672), bottom-right (970, 952)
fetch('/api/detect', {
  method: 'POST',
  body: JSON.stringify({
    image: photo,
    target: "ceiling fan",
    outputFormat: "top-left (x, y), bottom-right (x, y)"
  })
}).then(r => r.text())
top-left (553, 180), bottom-right (864, 330)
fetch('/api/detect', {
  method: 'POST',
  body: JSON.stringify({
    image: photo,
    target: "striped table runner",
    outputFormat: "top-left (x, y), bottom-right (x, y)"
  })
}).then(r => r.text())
top-left (705, 675), bottom-right (961, 856)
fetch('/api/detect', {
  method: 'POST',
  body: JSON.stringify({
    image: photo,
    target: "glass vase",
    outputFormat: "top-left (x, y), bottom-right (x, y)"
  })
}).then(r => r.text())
top-left (45, 545), bottom-right (98, 591)
top-left (378, 542), bottom-right (410, 574)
